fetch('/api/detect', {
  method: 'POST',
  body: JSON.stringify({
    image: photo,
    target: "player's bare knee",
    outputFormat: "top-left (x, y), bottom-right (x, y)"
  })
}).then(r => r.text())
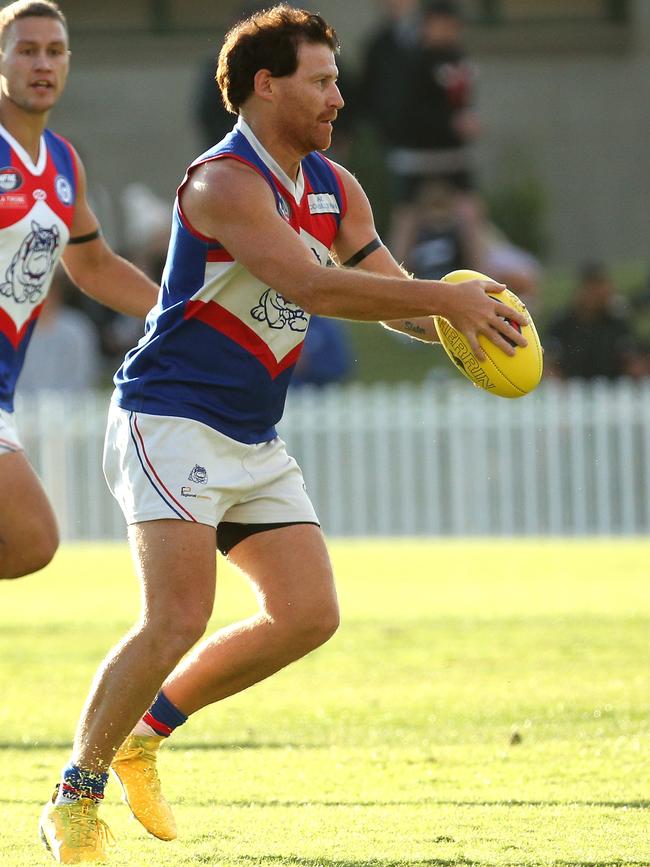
top-left (137, 626), bottom-right (198, 669)
top-left (144, 607), bottom-right (210, 659)
top-left (169, 614), bottom-right (209, 650)
top-left (0, 527), bottom-right (59, 579)
top-left (30, 524), bottom-right (59, 571)
top-left (312, 605), bottom-right (340, 647)
top-left (31, 535), bottom-right (58, 573)
top-left (279, 600), bottom-right (340, 652)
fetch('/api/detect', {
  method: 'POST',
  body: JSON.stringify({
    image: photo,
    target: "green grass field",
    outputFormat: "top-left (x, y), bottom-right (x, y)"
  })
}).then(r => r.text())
top-left (1, 539), bottom-right (649, 867)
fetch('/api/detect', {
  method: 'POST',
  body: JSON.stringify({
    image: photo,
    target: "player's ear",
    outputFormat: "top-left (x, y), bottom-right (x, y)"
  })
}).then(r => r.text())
top-left (253, 68), bottom-right (274, 101)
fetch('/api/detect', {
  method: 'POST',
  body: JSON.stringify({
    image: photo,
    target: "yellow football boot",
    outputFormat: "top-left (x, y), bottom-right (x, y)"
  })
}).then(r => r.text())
top-left (111, 734), bottom-right (177, 841)
top-left (39, 793), bottom-right (113, 863)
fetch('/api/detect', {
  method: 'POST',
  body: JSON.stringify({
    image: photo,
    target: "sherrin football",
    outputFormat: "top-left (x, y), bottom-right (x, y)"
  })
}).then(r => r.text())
top-left (433, 269), bottom-right (543, 399)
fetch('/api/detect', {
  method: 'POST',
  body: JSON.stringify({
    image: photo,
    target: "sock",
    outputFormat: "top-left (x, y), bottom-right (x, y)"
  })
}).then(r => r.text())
top-left (132, 690), bottom-right (188, 738)
top-left (55, 764), bottom-right (109, 805)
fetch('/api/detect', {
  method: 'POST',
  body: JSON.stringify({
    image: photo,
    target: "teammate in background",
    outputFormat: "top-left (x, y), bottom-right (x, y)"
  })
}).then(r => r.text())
top-left (16, 266), bottom-right (102, 394)
top-left (0, 0), bottom-right (158, 583)
top-left (39, 6), bottom-right (527, 862)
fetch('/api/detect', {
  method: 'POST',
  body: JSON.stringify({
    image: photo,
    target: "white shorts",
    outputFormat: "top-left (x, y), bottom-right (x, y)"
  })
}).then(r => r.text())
top-left (0, 408), bottom-right (22, 454)
top-left (103, 403), bottom-right (319, 529)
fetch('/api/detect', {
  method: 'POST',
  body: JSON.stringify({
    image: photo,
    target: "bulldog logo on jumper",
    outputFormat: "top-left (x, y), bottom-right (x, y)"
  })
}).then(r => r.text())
top-left (0, 220), bottom-right (60, 304)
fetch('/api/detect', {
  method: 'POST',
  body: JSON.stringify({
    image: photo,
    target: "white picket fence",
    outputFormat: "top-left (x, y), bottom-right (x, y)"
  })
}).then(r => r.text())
top-left (14, 379), bottom-right (650, 540)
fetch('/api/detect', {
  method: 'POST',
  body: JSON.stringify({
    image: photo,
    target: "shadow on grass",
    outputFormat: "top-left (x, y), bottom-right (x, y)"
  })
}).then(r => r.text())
top-left (0, 740), bottom-right (319, 751)
top-left (231, 857), bottom-right (650, 867)
top-left (205, 858), bottom-right (476, 867)
top-left (234, 858), bottom-right (477, 867)
top-left (191, 797), bottom-right (650, 811)
top-left (4, 794), bottom-right (648, 812)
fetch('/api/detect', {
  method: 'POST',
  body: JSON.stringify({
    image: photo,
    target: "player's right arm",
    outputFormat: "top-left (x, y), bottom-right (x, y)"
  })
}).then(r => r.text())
top-left (180, 159), bottom-right (526, 358)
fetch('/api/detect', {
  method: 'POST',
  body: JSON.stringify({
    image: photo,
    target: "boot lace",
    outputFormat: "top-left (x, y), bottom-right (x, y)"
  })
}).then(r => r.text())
top-left (118, 744), bottom-right (163, 793)
top-left (67, 802), bottom-right (115, 850)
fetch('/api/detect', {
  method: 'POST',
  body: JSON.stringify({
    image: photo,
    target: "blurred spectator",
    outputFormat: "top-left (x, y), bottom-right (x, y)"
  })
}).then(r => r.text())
top-left (324, 62), bottom-right (360, 165)
top-left (404, 180), bottom-right (469, 279)
top-left (544, 262), bottom-right (643, 380)
top-left (361, 0), bottom-right (482, 265)
top-left (120, 182), bottom-right (171, 282)
top-left (627, 264), bottom-right (650, 377)
top-left (478, 221), bottom-right (543, 311)
top-left (358, 0), bottom-right (421, 152)
top-left (17, 267), bottom-right (102, 394)
top-left (402, 180), bottom-right (542, 314)
top-left (194, 2), bottom-right (265, 150)
top-left (291, 316), bottom-right (354, 388)
top-left (395, 1), bottom-right (480, 192)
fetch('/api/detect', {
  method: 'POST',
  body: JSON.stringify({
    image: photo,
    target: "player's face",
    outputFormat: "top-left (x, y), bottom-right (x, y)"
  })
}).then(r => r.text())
top-left (275, 42), bottom-right (344, 155)
top-left (0, 17), bottom-right (70, 115)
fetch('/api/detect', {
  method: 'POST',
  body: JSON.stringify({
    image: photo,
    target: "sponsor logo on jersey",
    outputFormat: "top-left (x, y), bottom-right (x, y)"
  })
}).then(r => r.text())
top-left (0, 194), bottom-right (28, 208)
top-left (277, 196), bottom-right (291, 221)
top-left (0, 167), bottom-right (23, 193)
top-left (33, 189), bottom-right (47, 201)
top-left (307, 192), bottom-right (339, 215)
top-left (55, 175), bottom-right (74, 205)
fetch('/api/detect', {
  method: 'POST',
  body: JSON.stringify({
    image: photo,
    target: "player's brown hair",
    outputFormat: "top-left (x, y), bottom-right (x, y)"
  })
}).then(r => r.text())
top-left (217, 4), bottom-right (339, 114)
top-left (0, 1), bottom-right (67, 49)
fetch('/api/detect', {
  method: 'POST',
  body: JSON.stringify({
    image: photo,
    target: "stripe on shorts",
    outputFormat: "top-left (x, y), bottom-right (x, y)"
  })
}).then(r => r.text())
top-left (128, 412), bottom-right (197, 521)
top-left (0, 436), bottom-right (20, 453)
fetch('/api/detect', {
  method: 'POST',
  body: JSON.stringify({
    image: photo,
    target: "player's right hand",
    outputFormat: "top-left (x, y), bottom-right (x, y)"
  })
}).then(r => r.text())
top-left (441, 279), bottom-right (528, 361)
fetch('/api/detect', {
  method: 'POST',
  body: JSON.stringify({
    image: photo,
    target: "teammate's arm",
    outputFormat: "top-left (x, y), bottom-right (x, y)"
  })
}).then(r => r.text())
top-left (61, 150), bottom-right (158, 318)
top-left (181, 159), bottom-right (526, 359)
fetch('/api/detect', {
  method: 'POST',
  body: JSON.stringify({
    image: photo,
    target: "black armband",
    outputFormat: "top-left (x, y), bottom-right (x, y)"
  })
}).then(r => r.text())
top-left (68, 228), bottom-right (101, 245)
top-left (343, 237), bottom-right (382, 268)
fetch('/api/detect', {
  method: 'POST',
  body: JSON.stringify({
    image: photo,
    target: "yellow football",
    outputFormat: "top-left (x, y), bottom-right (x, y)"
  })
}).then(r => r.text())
top-left (433, 269), bottom-right (543, 398)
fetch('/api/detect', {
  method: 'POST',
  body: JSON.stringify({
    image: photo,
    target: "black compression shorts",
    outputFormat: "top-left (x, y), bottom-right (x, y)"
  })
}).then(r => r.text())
top-left (216, 520), bottom-right (320, 557)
